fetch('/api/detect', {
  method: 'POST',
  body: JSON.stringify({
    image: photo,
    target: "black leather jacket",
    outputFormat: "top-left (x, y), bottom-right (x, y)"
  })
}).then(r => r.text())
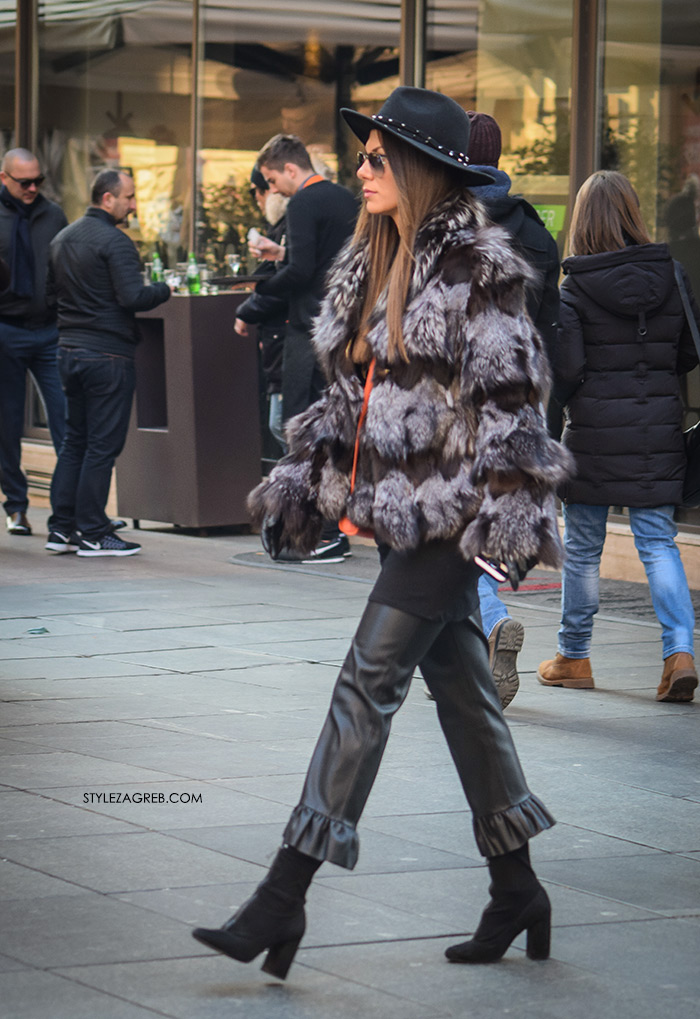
top-left (48, 207), bottom-right (170, 357)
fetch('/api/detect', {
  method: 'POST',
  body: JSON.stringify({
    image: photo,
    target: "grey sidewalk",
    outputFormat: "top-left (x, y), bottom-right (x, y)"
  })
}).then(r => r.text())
top-left (1, 512), bottom-right (699, 1019)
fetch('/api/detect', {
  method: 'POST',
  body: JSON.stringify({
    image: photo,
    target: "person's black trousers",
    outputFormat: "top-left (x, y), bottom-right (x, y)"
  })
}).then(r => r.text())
top-left (283, 601), bottom-right (554, 868)
top-left (280, 327), bottom-right (325, 425)
top-left (0, 322), bottom-right (65, 514)
top-left (49, 346), bottom-right (135, 539)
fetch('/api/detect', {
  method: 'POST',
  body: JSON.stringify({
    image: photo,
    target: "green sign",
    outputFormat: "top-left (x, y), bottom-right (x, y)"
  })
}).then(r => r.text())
top-left (532, 204), bottom-right (567, 238)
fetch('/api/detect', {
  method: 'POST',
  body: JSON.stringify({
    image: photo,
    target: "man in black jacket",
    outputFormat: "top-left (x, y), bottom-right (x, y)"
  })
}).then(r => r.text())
top-left (466, 112), bottom-right (561, 709)
top-left (45, 169), bottom-right (170, 557)
top-left (251, 134), bottom-right (357, 562)
top-left (0, 149), bottom-right (68, 536)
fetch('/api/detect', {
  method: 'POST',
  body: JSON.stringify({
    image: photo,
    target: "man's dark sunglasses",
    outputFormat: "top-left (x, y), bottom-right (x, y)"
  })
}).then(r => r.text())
top-left (5, 172), bottom-right (45, 189)
top-left (356, 151), bottom-right (389, 175)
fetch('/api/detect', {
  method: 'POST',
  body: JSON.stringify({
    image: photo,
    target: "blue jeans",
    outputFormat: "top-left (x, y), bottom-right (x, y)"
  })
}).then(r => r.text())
top-left (0, 322), bottom-right (66, 513)
top-left (48, 347), bottom-right (135, 540)
top-left (477, 573), bottom-right (511, 638)
top-left (559, 503), bottom-right (695, 660)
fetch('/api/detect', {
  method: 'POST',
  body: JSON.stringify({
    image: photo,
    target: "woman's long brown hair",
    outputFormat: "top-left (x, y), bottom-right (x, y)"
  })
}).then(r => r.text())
top-left (353, 131), bottom-right (470, 363)
top-left (568, 170), bottom-right (652, 256)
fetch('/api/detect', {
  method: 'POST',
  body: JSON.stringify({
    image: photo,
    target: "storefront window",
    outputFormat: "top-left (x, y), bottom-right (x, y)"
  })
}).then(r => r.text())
top-left (195, 1), bottom-right (401, 271)
top-left (602, 1), bottom-right (700, 276)
top-left (31, 1), bottom-right (402, 273)
top-left (36, 0), bottom-right (193, 264)
top-left (601, 2), bottom-right (665, 231)
top-left (601, 0), bottom-right (700, 525)
top-left (0, 1), bottom-right (15, 149)
top-left (427, 0), bottom-right (574, 253)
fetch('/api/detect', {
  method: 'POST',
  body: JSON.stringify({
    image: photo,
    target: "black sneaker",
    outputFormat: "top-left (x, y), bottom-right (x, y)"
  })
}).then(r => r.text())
top-left (274, 548), bottom-right (305, 563)
top-left (302, 534), bottom-right (352, 564)
top-left (45, 530), bottom-right (80, 553)
top-left (77, 533), bottom-right (141, 557)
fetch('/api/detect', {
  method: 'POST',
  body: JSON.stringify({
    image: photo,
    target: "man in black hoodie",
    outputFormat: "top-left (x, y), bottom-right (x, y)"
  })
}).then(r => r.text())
top-left (467, 112), bottom-right (561, 710)
top-left (45, 169), bottom-right (170, 557)
top-left (0, 149), bottom-right (68, 536)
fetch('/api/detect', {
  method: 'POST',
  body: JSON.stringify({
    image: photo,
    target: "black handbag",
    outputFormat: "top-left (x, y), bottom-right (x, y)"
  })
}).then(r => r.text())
top-left (675, 261), bottom-right (700, 506)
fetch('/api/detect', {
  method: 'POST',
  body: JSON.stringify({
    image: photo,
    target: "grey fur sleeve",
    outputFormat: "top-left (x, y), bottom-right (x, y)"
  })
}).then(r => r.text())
top-left (246, 398), bottom-right (331, 553)
top-left (460, 285), bottom-right (573, 566)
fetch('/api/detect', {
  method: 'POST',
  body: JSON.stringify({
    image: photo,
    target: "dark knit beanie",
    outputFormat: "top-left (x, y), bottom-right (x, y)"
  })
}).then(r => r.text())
top-left (466, 112), bottom-right (502, 168)
top-left (250, 166), bottom-right (269, 192)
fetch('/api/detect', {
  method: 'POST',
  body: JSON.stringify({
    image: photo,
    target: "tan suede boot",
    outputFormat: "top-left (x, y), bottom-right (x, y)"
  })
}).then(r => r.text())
top-left (537, 653), bottom-right (595, 689)
top-left (656, 653), bottom-right (698, 703)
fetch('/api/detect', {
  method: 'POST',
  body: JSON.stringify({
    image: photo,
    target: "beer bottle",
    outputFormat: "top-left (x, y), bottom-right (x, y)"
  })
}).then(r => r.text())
top-left (151, 252), bottom-right (164, 283)
top-left (186, 252), bottom-right (201, 294)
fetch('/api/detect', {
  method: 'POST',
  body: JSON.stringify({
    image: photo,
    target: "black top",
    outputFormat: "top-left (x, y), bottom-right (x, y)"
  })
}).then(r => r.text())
top-left (255, 178), bottom-right (357, 336)
top-left (554, 242), bottom-right (700, 507)
top-left (47, 207), bottom-right (170, 358)
top-left (370, 538), bottom-right (480, 622)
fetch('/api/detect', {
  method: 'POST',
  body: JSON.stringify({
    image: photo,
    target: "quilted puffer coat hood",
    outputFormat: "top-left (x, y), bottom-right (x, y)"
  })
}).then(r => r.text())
top-left (562, 244), bottom-right (675, 320)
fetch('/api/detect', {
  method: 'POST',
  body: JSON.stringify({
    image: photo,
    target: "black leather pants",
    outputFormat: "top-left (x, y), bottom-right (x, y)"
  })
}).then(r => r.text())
top-left (283, 602), bottom-right (554, 868)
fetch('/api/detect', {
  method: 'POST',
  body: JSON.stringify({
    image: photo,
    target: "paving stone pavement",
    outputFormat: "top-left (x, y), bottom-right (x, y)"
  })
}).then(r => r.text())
top-left (1, 511), bottom-right (700, 1018)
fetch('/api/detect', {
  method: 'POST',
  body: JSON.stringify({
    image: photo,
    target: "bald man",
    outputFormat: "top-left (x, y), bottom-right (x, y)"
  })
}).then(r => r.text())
top-left (0, 148), bottom-right (67, 535)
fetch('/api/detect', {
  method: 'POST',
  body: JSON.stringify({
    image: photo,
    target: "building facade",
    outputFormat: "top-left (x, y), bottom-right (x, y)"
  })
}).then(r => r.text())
top-left (1, 0), bottom-right (700, 526)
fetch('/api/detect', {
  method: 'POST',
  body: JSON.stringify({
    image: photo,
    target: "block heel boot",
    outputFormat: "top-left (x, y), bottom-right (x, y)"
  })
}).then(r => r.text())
top-left (445, 843), bottom-right (551, 964)
top-left (192, 846), bottom-right (320, 980)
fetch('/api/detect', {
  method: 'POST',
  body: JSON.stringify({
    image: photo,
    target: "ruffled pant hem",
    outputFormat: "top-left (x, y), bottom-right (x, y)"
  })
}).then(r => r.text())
top-left (284, 792), bottom-right (555, 870)
top-left (473, 792), bottom-right (555, 858)
top-left (283, 804), bottom-right (360, 870)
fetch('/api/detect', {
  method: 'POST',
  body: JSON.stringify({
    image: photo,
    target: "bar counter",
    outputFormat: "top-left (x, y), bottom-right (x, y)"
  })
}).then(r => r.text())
top-left (115, 290), bottom-right (261, 529)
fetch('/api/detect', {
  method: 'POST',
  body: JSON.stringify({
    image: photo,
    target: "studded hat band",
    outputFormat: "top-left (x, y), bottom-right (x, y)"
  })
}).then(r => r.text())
top-left (372, 114), bottom-right (471, 167)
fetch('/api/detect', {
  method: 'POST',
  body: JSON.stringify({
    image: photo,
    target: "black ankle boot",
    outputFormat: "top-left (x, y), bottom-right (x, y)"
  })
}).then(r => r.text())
top-left (192, 846), bottom-right (321, 980)
top-left (445, 843), bottom-right (550, 964)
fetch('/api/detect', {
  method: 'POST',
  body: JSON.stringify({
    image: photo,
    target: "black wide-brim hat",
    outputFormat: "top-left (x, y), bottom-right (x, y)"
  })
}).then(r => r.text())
top-left (341, 86), bottom-right (494, 186)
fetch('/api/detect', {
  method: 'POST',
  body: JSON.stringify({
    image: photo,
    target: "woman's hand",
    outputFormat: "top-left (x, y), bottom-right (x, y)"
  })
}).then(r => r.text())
top-left (504, 557), bottom-right (538, 591)
top-left (261, 514), bottom-right (284, 560)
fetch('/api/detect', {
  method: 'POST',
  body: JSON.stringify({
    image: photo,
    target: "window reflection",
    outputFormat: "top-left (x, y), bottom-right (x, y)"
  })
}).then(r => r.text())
top-left (0, 0), bottom-right (15, 149)
top-left (195, 7), bottom-right (400, 271)
top-left (602, 0), bottom-right (700, 436)
top-left (29, 1), bottom-right (404, 273)
top-left (426, 0), bottom-right (573, 253)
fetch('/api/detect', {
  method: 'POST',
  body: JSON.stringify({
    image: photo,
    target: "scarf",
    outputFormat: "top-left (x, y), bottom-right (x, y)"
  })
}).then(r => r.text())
top-left (0, 185), bottom-right (35, 299)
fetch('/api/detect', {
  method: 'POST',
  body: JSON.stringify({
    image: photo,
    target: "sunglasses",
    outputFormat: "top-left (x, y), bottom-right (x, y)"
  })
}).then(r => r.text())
top-left (5, 172), bottom-right (45, 189)
top-left (356, 151), bottom-right (389, 175)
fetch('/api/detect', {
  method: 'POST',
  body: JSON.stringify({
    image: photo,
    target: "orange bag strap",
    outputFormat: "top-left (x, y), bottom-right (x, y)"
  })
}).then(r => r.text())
top-left (349, 358), bottom-right (376, 493)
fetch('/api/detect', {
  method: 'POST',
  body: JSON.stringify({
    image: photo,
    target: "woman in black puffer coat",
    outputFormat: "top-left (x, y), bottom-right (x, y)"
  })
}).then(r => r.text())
top-left (538, 170), bottom-right (700, 703)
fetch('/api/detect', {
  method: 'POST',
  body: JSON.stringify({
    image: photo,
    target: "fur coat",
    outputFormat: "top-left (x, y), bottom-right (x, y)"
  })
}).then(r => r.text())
top-left (249, 191), bottom-right (572, 566)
